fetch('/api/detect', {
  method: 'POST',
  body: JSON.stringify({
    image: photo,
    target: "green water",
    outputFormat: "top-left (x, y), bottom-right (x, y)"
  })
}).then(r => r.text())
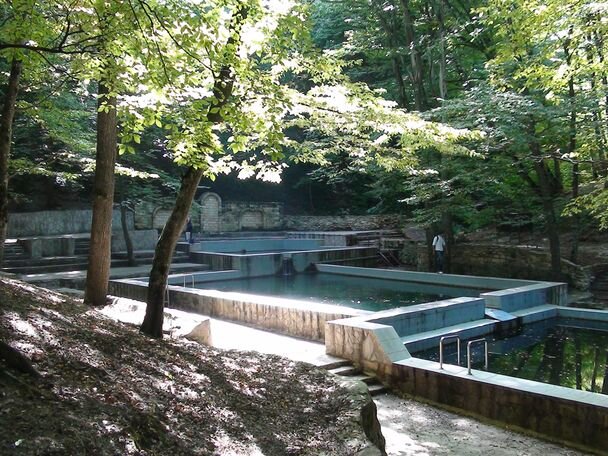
top-left (417, 318), bottom-right (608, 395)
top-left (195, 272), bottom-right (484, 311)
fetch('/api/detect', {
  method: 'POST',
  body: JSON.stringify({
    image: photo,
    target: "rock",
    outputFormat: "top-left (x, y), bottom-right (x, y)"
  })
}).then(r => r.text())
top-left (337, 378), bottom-right (387, 456)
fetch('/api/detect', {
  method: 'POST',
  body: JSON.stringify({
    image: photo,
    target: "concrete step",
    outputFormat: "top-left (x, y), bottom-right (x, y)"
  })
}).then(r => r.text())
top-left (328, 365), bottom-right (360, 376)
top-left (325, 362), bottom-right (388, 396)
top-left (367, 383), bottom-right (388, 396)
top-left (318, 359), bottom-right (352, 370)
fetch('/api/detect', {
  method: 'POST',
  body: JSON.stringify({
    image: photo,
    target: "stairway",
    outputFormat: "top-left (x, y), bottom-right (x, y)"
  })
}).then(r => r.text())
top-left (325, 361), bottom-right (387, 396)
top-left (591, 268), bottom-right (608, 302)
top-left (3, 241), bottom-right (27, 260)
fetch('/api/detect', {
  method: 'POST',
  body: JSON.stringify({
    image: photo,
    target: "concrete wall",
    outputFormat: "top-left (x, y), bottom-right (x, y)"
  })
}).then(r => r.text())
top-left (111, 229), bottom-right (158, 252)
top-left (325, 311), bottom-right (608, 453)
top-left (8, 209), bottom-right (133, 237)
top-left (190, 247), bottom-right (378, 276)
top-left (108, 279), bottom-right (363, 341)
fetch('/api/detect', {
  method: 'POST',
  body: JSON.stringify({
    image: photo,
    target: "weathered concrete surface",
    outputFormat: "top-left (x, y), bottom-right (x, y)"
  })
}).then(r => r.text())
top-left (108, 279), bottom-right (365, 341)
top-left (285, 215), bottom-right (401, 231)
top-left (8, 209), bottom-right (132, 237)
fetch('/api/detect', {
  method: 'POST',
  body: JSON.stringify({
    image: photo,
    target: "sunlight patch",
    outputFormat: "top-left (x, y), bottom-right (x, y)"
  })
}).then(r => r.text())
top-left (212, 429), bottom-right (264, 456)
top-left (6, 315), bottom-right (40, 338)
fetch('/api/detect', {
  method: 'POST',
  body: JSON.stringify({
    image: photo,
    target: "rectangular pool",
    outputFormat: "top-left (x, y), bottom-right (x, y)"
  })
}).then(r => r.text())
top-left (415, 317), bottom-right (608, 394)
top-left (194, 272), bottom-right (487, 311)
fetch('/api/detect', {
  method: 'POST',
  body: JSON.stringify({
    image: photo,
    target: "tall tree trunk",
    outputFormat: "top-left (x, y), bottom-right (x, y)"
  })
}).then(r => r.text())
top-left (120, 202), bottom-right (136, 266)
top-left (140, 6), bottom-right (248, 338)
top-left (140, 167), bottom-right (203, 338)
top-left (436, 0), bottom-right (448, 101)
top-left (594, 29), bottom-right (608, 175)
top-left (564, 32), bottom-right (578, 198)
top-left (0, 58), bottom-right (22, 267)
top-left (391, 57), bottom-right (410, 110)
top-left (398, 0), bottom-right (427, 110)
top-left (373, 4), bottom-right (410, 110)
top-left (84, 81), bottom-right (117, 307)
top-left (529, 124), bottom-right (562, 276)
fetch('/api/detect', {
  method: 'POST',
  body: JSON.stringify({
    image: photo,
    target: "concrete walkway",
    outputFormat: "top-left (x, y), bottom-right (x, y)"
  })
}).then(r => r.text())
top-left (205, 319), bottom-right (587, 456)
top-left (99, 297), bottom-right (588, 455)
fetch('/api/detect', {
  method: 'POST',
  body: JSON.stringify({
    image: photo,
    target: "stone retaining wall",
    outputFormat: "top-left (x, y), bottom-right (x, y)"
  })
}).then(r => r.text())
top-left (415, 242), bottom-right (592, 290)
top-left (284, 215), bottom-right (401, 231)
top-left (8, 209), bottom-right (133, 237)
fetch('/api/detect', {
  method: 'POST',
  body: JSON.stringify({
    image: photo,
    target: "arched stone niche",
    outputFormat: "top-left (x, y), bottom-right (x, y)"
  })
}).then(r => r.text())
top-left (200, 192), bottom-right (222, 233)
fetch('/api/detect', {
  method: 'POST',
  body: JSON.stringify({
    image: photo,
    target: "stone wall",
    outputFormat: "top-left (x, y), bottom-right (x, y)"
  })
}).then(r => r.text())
top-left (8, 209), bottom-right (133, 237)
top-left (111, 229), bottom-right (159, 252)
top-left (414, 242), bottom-right (592, 290)
top-left (139, 194), bottom-right (283, 233)
top-left (285, 215), bottom-right (402, 231)
top-left (220, 201), bottom-right (283, 232)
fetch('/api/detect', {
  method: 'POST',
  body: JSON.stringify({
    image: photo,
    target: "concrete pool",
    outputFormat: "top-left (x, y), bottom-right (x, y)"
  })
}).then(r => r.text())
top-left (108, 256), bottom-right (607, 452)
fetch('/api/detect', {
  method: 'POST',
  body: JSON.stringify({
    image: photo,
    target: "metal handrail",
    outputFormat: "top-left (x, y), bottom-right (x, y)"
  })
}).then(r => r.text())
top-left (183, 273), bottom-right (195, 288)
top-left (467, 338), bottom-right (488, 375)
top-left (439, 335), bottom-right (461, 369)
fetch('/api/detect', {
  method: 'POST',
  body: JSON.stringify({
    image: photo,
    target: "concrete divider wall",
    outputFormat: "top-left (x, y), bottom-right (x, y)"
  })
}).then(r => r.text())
top-left (369, 298), bottom-right (486, 337)
top-left (195, 238), bottom-right (323, 253)
top-left (108, 279), bottom-right (362, 341)
top-left (325, 310), bottom-right (608, 453)
top-left (191, 247), bottom-right (378, 276)
top-left (111, 229), bottom-right (158, 252)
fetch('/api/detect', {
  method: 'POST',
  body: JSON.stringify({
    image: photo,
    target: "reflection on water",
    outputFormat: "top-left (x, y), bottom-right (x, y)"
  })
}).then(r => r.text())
top-left (416, 318), bottom-right (608, 395)
top-left (195, 272), bottom-right (485, 311)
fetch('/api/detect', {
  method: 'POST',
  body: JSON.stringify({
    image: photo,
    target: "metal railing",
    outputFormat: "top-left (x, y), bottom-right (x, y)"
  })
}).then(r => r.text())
top-left (467, 338), bottom-right (488, 375)
top-left (439, 335), bottom-right (461, 369)
top-left (183, 274), bottom-right (195, 288)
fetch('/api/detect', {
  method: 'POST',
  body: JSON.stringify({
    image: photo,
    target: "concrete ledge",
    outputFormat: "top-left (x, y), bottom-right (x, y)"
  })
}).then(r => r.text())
top-left (108, 278), bottom-right (368, 341)
top-left (389, 357), bottom-right (608, 453)
top-left (369, 297), bottom-right (486, 336)
top-left (325, 318), bottom-right (411, 378)
top-left (482, 282), bottom-right (568, 312)
top-left (400, 319), bottom-right (497, 353)
top-left (316, 264), bottom-right (535, 289)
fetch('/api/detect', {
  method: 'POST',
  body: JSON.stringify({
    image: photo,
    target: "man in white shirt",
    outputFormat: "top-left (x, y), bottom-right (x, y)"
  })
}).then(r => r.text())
top-left (432, 233), bottom-right (446, 273)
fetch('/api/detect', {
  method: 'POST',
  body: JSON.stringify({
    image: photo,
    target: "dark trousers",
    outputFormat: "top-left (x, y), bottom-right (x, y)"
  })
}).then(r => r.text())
top-left (435, 250), bottom-right (444, 272)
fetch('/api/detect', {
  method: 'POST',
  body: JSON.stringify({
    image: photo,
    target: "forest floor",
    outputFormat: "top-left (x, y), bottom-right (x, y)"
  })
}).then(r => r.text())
top-left (0, 277), bottom-right (375, 455)
top-left (106, 303), bottom-right (590, 456)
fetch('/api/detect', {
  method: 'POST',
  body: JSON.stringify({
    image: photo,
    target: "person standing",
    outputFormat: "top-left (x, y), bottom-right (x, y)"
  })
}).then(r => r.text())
top-left (432, 233), bottom-right (446, 273)
top-left (185, 217), bottom-right (193, 244)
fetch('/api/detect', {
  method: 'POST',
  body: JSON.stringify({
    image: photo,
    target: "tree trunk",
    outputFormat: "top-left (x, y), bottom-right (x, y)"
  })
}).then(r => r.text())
top-left (564, 34), bottom-right (578, 198)
top-left (437, 12), bottom-right (447, 101)
top-left (398, 0), bottom-right (427, 110)
top-left (140, 167), bottom-right (203, 338)
top-left (140, 6), bottom-right (248, 338)
top-left (373, 3), bottom-right (410, 110)
top-left (529, 124), bottom-right (562, 276)
top-left (0, 58), bottom-right (22, 267)
top-left (84, 81), bottom-right (117, 307)
top-left (120, 202), bottom-right (136, 266)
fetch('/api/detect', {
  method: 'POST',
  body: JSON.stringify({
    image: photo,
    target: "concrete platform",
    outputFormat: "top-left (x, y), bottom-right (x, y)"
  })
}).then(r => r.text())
top-left (20, 262), bottom-right (208, 285)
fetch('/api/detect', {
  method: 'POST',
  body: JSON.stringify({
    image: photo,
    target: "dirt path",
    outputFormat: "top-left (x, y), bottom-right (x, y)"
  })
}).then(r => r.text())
top-left (374, 394), bottom-right (588, 456)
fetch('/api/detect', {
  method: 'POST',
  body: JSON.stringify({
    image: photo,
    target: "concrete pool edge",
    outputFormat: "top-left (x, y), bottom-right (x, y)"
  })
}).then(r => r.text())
top-left (108, 277), bottom-right (370, 342)
top-left (108, 264), bottom-right (608, 451)
top-left (325, 305), bottom-right (608, 453)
